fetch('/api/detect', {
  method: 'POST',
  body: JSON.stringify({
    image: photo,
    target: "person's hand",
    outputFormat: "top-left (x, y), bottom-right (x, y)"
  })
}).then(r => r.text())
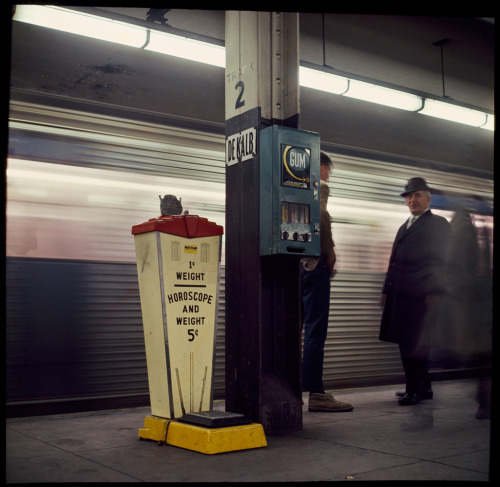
top-left (325, 250), bottom-right (336, 277)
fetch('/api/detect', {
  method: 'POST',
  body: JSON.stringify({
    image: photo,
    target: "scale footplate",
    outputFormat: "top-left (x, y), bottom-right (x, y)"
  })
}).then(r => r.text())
top-left (179, 410), bottom-right (250, 428)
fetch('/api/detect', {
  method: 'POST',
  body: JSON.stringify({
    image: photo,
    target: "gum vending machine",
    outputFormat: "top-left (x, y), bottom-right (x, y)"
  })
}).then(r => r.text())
top-left (259, 125), bottom-right (321, 257)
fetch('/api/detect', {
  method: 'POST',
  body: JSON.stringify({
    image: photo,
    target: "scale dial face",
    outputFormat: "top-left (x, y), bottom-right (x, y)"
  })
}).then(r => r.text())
top-left (160, 194), bottom-right (183, 215)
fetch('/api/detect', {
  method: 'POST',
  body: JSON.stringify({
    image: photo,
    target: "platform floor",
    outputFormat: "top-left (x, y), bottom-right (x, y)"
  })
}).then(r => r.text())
top-left (6, 378), bottom-right (494, 482)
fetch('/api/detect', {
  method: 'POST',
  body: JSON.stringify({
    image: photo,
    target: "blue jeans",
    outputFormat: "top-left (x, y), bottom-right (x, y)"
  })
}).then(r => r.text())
top-left (301, 259), bottom-right (331, 392)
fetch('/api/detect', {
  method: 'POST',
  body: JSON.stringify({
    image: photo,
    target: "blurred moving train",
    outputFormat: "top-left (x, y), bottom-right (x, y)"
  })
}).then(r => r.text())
top-left (6, 94), bottom-right (493, 417)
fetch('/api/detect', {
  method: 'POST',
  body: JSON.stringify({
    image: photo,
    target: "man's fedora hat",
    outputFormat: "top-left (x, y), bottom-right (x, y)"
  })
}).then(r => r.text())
top-left (401, 177), bottom-right (432, 196)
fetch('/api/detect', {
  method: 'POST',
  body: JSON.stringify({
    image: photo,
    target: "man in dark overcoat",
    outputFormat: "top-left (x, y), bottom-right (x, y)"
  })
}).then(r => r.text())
top-left (379, 177), bottom-right (451, 405)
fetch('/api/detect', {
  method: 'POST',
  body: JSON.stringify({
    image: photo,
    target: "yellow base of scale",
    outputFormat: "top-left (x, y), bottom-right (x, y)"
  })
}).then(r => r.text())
top-left (138, 415), bottom-right (267, 455)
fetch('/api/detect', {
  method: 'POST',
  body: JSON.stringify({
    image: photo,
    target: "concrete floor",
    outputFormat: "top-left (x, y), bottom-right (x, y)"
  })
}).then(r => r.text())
top-left (6, 379), bottom-right (493, 482)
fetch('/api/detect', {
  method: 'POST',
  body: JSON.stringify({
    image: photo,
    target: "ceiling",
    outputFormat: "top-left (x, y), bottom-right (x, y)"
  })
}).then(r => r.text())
top-left (8, 8), bottom-right (495, 176)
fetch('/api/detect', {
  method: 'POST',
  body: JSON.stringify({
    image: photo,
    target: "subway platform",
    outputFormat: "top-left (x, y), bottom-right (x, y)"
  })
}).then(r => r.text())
top-left (6, 378), bottom-right (495, 482)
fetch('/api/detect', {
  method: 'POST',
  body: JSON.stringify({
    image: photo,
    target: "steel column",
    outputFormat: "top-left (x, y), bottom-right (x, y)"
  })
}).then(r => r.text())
top-left (224, 11), bottom-right (302, 434)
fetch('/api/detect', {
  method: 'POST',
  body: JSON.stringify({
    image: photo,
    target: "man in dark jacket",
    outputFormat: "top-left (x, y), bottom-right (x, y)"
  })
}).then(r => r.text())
top-left (379, 177), bottom-right (451, 405)
top-left (301, 151), bottom-right (353, 412)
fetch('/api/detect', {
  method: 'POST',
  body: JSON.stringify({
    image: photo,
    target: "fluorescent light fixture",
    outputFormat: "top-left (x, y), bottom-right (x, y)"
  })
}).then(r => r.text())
top-left (419, 99), bottom-right (488, 127)
top-left (299, 67), bottom-right (348, 94)
top-left (13, 5), bottom-right (147, 48)
top-left (344, 79), bottom-right (423, 111)
top-left (13, 5), bottom-right (225, 67)
top-left (145, 30), bottom-right (225, 67)
top-left (300, 67), bottom-right (423, 111)
top-left (301, 66), bottom-right (493, 130)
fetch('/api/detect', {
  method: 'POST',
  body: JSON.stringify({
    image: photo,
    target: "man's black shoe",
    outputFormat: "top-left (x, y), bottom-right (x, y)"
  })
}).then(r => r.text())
top-left (396, 389), bottom-right (433, 400)
top-left (398, 393), bottom-right (421, 406)
top-left (422, 388), bottom-right (433, 400)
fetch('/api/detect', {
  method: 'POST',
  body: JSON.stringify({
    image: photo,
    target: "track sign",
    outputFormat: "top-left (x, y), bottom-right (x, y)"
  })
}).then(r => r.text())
top-left (226, 127), bottom-right (257, 166)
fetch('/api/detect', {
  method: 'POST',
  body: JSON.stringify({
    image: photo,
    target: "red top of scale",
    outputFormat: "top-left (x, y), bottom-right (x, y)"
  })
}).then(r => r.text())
top-left (132, 214), bottom-right (223, 238)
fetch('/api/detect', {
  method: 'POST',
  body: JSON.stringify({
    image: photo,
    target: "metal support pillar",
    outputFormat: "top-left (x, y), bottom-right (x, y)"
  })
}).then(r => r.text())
top-left (224, 11), bottom-right (302, 434)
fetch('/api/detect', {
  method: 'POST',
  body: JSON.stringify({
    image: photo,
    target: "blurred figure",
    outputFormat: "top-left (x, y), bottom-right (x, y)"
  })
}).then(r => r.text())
top-left (379, 177), bottom-right (451, 405)
top-left (438, 206), bottom-right (492, 419)
top-left (437, 208), bottom-right (479, 364)
top-left (301, 151), bottom-right (353, 412)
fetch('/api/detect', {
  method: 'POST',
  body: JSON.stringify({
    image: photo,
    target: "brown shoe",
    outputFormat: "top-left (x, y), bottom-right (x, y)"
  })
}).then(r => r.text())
top-left (308, 393), bottom-right (353, 412)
